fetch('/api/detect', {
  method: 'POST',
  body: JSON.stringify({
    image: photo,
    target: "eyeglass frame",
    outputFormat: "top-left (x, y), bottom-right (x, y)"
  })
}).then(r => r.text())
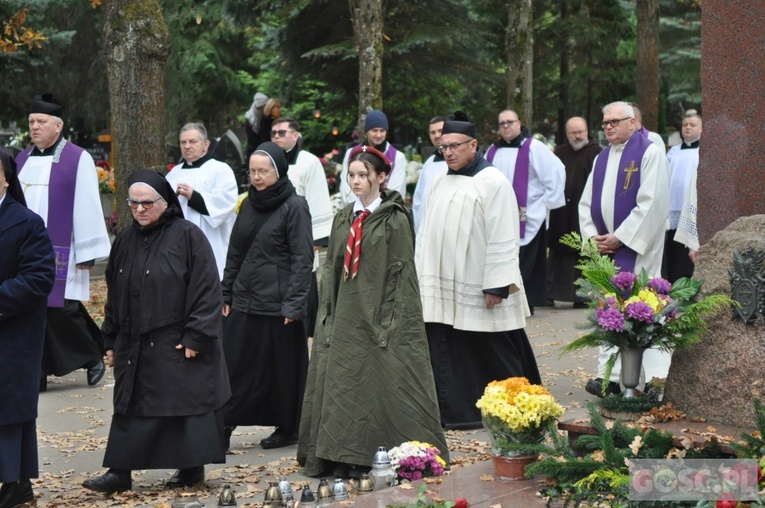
top-left (498, 120), bottom-right (520, 128)
top-left (126, 196), bottom-right (164, 210)
top-left (601, 117), bottom-right (633, 129)
top-left (437, 139), bottom-right (475, 153)
top-left (249, 168), bottom-right (275, 178)
top-left (270, 129), bottom-right (295, 138)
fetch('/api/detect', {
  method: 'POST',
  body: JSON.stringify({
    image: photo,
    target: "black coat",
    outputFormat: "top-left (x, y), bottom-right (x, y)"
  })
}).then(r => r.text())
top-left (0, 195), bottom-right (55, 426)
top-left (222, 193), bottom-right (313, 320)
top-left (102, 211), bottom-right (230, 417)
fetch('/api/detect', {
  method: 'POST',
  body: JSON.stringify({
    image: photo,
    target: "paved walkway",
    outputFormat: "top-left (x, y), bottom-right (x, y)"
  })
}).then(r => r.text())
top-left (32, 303), bottom-right (598, 507)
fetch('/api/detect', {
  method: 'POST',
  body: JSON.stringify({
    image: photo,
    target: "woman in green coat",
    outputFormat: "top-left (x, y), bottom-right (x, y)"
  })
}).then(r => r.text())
top-left (297, 145), bottom-right (449, 477)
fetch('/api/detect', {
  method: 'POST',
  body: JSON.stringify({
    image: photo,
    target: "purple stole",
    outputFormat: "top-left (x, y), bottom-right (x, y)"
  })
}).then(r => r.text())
top-left (486, 138), bottom-right (532, 238)
top-left (637, 126), bottom-right (649, 138)
top-left (590, 132), bottom-right (651, 273)
top-left (354, 143), bottom-right (398, 185)
top-left (17, 140), bottom-right (82, 307)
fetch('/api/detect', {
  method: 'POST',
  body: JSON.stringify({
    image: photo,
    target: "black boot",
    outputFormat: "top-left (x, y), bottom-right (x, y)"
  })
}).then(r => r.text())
top-left (165, 466), bottom-right (205, 488)
top-left (0, 479), bottom-right (34, 508)
top-left (82, 469), bottom-right (132, 493)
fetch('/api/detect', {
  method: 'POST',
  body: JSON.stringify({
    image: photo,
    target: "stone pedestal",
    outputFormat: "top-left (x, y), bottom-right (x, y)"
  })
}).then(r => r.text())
top-left (664, 216), bottom-right (765, 427)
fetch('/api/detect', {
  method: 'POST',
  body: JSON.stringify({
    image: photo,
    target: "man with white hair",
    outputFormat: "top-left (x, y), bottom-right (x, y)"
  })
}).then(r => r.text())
top-left (578, 101), bottom-right (670, 397)
top-left (16, 93), bottom-right (111, 391)
top-left (166, 122), bottom-right (239, 279)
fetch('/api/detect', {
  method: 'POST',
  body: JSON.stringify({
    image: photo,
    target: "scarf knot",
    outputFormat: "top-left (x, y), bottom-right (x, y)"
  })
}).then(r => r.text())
top-left (343, 209), bottom-right (371, 280)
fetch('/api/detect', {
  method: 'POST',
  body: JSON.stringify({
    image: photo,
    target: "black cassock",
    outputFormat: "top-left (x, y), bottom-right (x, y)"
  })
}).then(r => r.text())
top-left (547, 140), bottom-right (602, 303)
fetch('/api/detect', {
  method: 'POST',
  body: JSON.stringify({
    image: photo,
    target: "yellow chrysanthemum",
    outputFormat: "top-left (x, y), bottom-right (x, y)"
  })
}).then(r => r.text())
top-left (476, 377), bottom-right (564, 433)
top-left (624, 289), bottom-right (664, 313)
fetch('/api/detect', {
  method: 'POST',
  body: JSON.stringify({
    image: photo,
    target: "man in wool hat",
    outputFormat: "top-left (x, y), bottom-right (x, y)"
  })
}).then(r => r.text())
top-left (16, 93), bottom-right (111, 391)
top-left (414, 117), bottom-right (542, 429)
top-left (338, 109), bottom-right (407, 204)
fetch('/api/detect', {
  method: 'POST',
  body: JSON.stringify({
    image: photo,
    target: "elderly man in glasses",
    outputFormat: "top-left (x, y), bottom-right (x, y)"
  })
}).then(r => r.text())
top-left (415, 118), bottom-right (542, 429)
top-left (578, 100), bottom-right (670, 398)
top-left (269, 116), bottom-right (332, 339)
top-left (485, 109), bottom-right (565, 315)
top-left (166, 122), bottom-right (239, 279)
top-left (16, 93), bottom-right (111, 391)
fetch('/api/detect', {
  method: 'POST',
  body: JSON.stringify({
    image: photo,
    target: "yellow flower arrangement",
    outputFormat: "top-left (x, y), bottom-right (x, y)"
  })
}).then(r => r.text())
top-left (476, 377), bottom-right (564, 456)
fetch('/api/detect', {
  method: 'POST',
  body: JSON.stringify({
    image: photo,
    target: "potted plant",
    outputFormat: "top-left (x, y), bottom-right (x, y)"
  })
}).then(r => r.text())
top-left (96, 160), bottom-right (115, 219)
top-left (560, 233), bottom-right (735, 398)
top-left (388, 441), bottom-right (447, 482)
top-left (476, 377), bottom-right (564, 480)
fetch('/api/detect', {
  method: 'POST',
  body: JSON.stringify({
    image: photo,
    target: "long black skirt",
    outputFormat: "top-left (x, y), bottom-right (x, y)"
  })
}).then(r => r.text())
top-left (425, 323), bottom-right (542, 427)
top-left (547, 248), bottom-right (587, 303)
top-left (0, 420), bottom-right (38, 483)
top-left (519, 227), bottom-right (549, 310)
top-left (103, 411), bottom-right (225, 470)
top-left (43, 299), bottom-right (103, 377)
top-left (222, 311), bottom-right (308, 434)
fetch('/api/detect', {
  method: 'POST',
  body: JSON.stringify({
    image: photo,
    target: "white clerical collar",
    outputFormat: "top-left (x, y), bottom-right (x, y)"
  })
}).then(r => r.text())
top-left (0, 193), bottom-right (5, 208)
top-left (684, 137), bottom-right (700, 146)
top-left (353, 195), bottom-right (382, 215)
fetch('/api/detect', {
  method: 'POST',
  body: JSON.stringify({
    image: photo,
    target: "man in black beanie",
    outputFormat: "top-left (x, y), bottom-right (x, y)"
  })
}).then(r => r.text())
top-left (414, 117), bottom-right (542, 429)
top-left (15, 93), bottom-right (111, 391)
top-left (338, 109), bottom-right (407, 204)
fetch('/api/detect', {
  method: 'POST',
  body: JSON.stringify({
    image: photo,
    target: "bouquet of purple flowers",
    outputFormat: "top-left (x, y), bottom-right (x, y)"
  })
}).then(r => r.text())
top-left (388, 441), bottom-right (446, 482)
top-left (560, 233), bottom-right (734, 383)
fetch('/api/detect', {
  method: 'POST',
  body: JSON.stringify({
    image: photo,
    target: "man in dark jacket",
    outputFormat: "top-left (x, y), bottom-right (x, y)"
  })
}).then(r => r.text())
top-left (547, 116), bottom-right (602, 307)
top-left (0, 147), bottom-right (55, 508)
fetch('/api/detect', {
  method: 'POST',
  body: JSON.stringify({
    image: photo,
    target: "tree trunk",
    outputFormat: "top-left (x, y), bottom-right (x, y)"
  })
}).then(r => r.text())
top-left (349, 0), bottom-right (383, 134)
top-left (505, 0), bottom-right (533, 125)
top-left (636, 0), bottom-right (660, 131)
top-left (557, 0), bottom-right (570, 145)
top-left (103, 0), bottom-right (170, 232)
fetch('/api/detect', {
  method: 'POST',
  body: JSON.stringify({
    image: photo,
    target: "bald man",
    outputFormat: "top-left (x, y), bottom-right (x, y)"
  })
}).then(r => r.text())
top-left (547, 117), bottom-right (602, 307)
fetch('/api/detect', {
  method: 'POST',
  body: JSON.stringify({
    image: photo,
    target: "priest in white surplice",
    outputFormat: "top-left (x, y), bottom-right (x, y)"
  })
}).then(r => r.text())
top-left (411, 115), bottom-right (447, 234)
top-left (16, 93), bottom-right (111, 390)
top-left (415, 119), bottom-right (542, 429)
top-left (578, 101), bottom-right (670, 397)
top-left (269, 116), bottom-right (333, 337)
top-left (485, 109), bottom-right (566, 313)
top-left (167, 123), bottom-right (239, 279)
top-left (663, 111), bottom-right (701, 282)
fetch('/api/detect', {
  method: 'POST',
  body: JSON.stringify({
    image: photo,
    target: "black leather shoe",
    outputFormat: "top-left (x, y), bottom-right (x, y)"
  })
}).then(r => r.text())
top-left (0, 479), bottom-right (34, 508)
top-left (585, 378), bottom-right (621, 398)
top-left (82, 470), bottom-right (132, 493)
top-left (165, 466), bottom-right (204, 488)
top-left (260, 428), bottom-right (298, 449)
top-left (87, 358), bottom-right (106, 386)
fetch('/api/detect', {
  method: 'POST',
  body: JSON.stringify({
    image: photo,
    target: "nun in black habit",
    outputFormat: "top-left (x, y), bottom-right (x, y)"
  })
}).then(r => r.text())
top-left (0, 148), bottom-right (55, 508)
top-left (221, 142), bottom-right (313, 450)
top-left (82, 169), bottom-right (230, 494)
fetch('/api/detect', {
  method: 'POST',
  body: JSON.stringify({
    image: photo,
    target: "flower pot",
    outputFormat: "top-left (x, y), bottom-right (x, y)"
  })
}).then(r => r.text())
top-left (620, 347), bottom-right (647, 398)
top-left (100, 193), bottom-right (115, 219)
top-left (491, 454), bottom-right (537, 480)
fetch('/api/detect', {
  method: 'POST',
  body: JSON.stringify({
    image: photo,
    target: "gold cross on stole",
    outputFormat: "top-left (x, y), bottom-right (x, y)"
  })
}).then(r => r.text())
top-left (623, 161), bottom-right (639, 190)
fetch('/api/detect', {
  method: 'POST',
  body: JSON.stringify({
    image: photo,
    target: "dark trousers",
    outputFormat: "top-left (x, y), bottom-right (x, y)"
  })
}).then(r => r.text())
top-left (661, 229), bottom-right (695, 283)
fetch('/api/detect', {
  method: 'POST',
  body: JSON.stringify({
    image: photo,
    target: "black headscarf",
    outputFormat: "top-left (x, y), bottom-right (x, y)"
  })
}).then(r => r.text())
top-left (0, 147), bottom-right (25, 206)
top-left (247, 142), bottom-right (295, 212)
top-left (127, 169), bottom-right (184, 219)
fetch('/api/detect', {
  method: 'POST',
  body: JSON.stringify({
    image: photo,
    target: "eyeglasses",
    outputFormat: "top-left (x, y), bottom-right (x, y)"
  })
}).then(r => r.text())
top-left (249, 169), bottom-right (274, 178)
top-left (437, 139), bottom-right (474, 152)
top-left (498, 120), bottom-right (519, 128)
top-left (601, 117), bottom-right (632, 129)
top-left (270, 129), bottom-right (294, 138)
top-left (126, 197), bottom-right (163, 210)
